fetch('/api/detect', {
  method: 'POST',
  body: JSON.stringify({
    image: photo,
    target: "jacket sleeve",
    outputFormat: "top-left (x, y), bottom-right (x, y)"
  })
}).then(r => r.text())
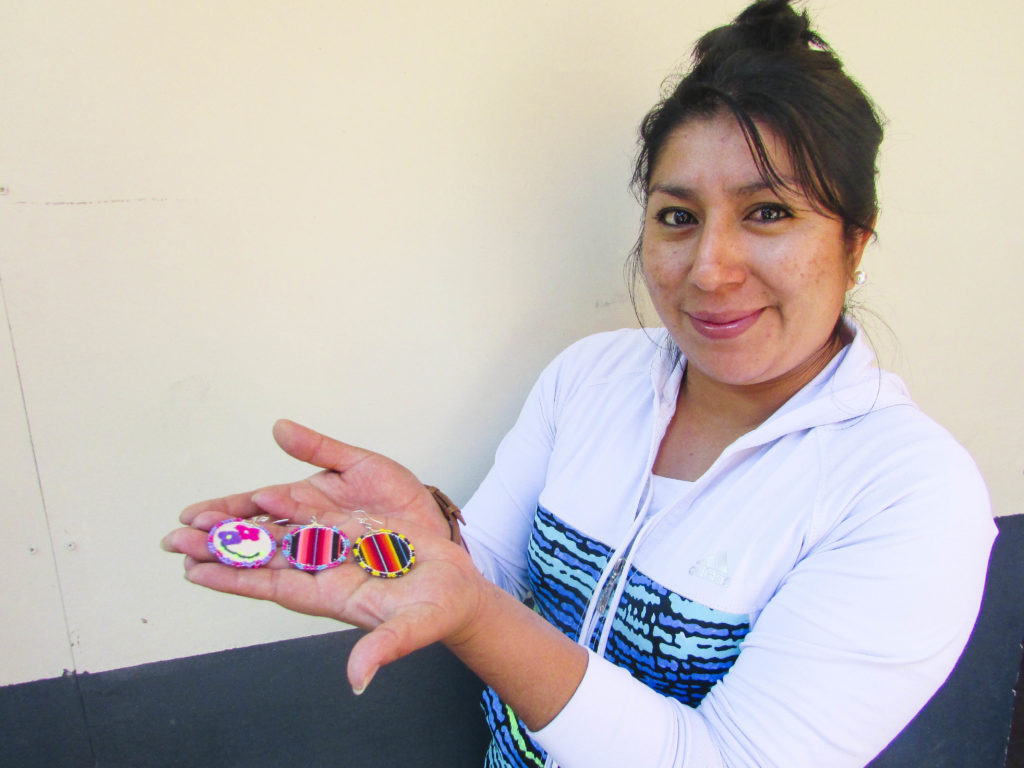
top-left (530, 430), bottom-right (996, 767)
top-left (459, 347), bottom-right (563, 599)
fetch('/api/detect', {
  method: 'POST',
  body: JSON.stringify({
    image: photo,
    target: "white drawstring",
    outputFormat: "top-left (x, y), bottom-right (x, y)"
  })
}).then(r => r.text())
top-left (541, 353), bottom-right (683, 768)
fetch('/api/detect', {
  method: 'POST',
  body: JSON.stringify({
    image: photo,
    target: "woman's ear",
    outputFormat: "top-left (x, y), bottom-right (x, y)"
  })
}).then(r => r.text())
top-left (846, 219), bottom-right (875, 288)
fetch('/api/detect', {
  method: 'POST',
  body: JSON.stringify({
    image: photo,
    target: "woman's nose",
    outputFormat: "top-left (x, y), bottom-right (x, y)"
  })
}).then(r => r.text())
top-left (688, 221), bottom-right (746, 291)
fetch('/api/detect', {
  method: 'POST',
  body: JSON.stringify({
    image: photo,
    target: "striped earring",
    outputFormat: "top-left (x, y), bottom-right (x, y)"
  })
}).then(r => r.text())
top-left (352, 513), bottom-right (416, 578)
top-left (282, 519), bottom-right (350, 572)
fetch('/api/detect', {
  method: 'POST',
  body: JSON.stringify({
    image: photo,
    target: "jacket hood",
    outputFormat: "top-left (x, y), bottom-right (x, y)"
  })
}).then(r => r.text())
top-left (652, 321), bottom-right (917, 455)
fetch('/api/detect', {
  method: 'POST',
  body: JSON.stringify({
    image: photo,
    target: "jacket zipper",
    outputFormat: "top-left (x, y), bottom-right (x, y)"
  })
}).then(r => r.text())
top-left (594, 556), bottom-right (626, 618)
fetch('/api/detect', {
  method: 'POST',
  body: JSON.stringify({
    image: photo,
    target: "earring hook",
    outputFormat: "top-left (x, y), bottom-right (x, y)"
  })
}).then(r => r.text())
top-left (354, 511), bottom-right (384, 531)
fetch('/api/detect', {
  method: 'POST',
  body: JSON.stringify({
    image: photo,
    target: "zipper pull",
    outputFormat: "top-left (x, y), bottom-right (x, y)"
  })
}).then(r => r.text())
top-left (595, 557), bottom-right (626, 616)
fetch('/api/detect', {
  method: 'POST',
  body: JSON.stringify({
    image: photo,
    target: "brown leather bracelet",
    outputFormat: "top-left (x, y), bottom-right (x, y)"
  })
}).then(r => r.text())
top-left (425, 485), bottom-right (466, 545)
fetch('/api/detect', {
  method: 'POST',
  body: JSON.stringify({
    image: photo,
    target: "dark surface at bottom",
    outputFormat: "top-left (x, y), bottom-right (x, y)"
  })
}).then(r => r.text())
top-left (0, 630), bottom-right (489, 768)
top-left (868, 513), bottom-right (1024, 768)
top-left (5, 514), bottom-right (1024, 768)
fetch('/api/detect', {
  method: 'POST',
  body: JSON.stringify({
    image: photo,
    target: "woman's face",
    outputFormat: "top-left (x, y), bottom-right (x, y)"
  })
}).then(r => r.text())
top-left (641, 111), bottom-right (869, 389)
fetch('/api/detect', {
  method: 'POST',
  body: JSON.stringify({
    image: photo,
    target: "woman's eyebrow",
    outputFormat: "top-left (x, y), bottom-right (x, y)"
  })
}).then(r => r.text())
top-left (732, 180), bottom-right (774, 196)
top-left (647, 182), bottom-right (696, 199)
top-left (648, 179), bottom-right (797, 200)
top-left (731, 179), bottom-right (800, 198)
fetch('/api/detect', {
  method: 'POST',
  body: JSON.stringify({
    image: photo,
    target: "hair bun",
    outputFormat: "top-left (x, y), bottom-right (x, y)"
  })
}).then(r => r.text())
top-left (733, 0), bottom-right (821, 52)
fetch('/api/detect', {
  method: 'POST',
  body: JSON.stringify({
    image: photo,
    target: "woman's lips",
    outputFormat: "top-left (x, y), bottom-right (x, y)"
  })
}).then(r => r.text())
top-left (686, 308), bottom-right (765, 340)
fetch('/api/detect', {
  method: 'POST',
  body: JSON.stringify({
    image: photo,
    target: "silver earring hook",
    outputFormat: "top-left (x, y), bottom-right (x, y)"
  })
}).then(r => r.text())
top-left (250, 514), bottom-right (290, 525)
top-left (354, 511), bottom-right (383, 531)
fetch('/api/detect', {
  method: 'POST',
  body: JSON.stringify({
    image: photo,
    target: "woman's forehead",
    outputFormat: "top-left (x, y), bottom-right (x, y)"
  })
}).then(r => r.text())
top-left (649, 115), bottom-right (796, 197)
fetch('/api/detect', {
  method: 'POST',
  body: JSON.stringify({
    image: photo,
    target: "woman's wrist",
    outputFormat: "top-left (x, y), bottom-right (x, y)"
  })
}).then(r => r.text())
top-left (441, 577), bottom-right (588, 731)
top-left (424, 485), bottom-right (466, 545)
top-left (441, 573), bottom-right (500, 650)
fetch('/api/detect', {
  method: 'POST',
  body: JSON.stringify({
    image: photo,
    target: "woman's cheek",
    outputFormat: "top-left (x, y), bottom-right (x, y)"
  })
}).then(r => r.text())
top-left (643, 254), bottom-right (683, 295)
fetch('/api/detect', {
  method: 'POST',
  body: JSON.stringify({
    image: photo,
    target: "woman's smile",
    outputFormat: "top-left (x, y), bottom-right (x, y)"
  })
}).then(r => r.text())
top-left (685, 308), bottom-right (765, 340)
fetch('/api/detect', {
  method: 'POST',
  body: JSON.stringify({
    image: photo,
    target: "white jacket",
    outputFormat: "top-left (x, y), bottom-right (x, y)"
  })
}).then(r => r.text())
top-left (462, 325), bottom-right (995, 768)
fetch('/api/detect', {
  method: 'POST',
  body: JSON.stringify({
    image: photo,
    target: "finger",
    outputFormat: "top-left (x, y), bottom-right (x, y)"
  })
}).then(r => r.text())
top-left (272, 419), bottom-right (376, 475)
top-left (163, 514), bottom-right (291, 567)
top-left (346, 604), bottom-right (448, 694)
top-left (183, 558), bottom-right (361, 620)
top-left (184, 560), bottom-right (293, 604)
top-left (162, 523), bottom-right (238, 562)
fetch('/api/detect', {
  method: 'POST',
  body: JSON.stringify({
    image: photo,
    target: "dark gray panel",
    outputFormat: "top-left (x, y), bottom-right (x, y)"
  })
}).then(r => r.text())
top-left (1, 631), bottom-right (488, 768)
top-left (79, 631), bottom-right (488, 768)
top-left (0, 671), bottom-right (93, 768)
top-left (869, 513), bottom-right (1024, 767)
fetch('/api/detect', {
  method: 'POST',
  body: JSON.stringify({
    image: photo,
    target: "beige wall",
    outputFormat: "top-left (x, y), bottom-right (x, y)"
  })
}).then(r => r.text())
top-left (1, 1), bottom-right (1020, 686)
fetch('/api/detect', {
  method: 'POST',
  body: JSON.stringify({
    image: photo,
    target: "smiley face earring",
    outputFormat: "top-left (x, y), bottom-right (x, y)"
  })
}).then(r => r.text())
top-left (351, 513), bottom-right (416, 578)
top-left (208, 518), bottom-right (277, 568)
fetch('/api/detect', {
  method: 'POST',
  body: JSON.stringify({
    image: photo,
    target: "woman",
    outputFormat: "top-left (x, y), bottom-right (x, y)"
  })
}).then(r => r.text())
top-left (163, 1), bottom-right (995, 765)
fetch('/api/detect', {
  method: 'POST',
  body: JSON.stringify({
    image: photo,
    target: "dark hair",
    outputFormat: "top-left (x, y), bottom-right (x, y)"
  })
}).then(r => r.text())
top-left (627, 0), bottom-right (884, 290)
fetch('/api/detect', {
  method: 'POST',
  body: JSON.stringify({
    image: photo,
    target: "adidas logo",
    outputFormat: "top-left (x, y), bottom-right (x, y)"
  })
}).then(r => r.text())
top-left (689, 552), bottom-right (730, 586)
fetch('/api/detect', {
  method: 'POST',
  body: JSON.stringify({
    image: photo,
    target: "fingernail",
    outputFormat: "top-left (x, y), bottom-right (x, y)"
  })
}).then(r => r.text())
top-left (352, 666), bottom-right (378, 696)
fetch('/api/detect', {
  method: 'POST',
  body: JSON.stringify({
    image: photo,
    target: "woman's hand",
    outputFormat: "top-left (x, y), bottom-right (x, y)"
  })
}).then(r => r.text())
top-left (162, 420), bottom-right (480, 693)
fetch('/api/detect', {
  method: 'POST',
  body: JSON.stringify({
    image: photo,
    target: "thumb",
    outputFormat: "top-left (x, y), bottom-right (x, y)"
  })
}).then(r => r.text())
top-left (346, 607), bottom-right (442, 695)
top-left (272, 419), bottom-right (375, 474)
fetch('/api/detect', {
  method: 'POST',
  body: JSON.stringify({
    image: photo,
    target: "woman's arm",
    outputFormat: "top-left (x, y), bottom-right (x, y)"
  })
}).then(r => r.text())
top-left (164, 419), bottom-right (587, 729)
top-left (444, 577), bottom-right (589, 730)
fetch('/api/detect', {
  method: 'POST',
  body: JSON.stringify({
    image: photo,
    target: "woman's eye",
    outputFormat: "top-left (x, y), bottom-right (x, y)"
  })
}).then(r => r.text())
top-left (655, 208), bottom-right (696, 226)
top-left (749, 204), bottom-right (792, 222)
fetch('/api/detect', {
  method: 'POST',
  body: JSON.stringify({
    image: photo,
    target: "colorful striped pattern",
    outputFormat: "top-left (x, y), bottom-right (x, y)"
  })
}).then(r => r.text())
top-left (482, 687), bottom-right (546, 768)
top-left (481, 506), bottom-right (752, 766)
top-left (283, 525), bottom-right (349, 571)
top-left (353, 530), bottom-right (415, 578)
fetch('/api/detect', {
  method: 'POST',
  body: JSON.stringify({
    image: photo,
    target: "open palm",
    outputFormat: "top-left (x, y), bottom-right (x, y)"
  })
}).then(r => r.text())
top-left (166, 419), bottom-right (478, 692)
